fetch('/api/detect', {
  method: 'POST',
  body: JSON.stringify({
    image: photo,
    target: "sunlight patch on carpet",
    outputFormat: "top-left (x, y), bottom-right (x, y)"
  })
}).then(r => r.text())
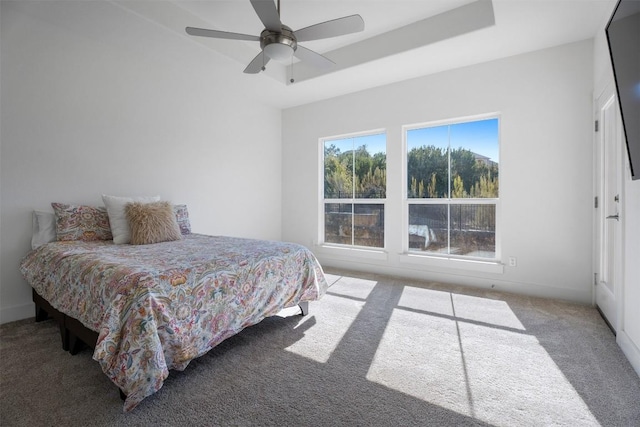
top-left (366, 287), bottom-right (600, 426)
top-left (397, 287), bottom-right (526, 330)
top-left (284, 276), bottom-right (377, 363)
top-left (285, 294), bottom-right (363, 363)
top-left (367, 308), bottom-right (471, 415)
top-left (450, 293), bottom-right (525, 330)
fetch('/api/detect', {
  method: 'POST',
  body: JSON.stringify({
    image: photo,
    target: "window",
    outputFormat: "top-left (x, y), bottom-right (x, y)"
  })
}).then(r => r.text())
top-left (406, 117), bottom-right (499, 259)
top-left (322, 132), bottom-right (386, 248)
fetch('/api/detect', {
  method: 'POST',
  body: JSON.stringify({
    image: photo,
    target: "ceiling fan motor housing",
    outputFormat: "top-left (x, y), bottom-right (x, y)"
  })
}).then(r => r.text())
top-left (260, 25), bottom-right (297, 60)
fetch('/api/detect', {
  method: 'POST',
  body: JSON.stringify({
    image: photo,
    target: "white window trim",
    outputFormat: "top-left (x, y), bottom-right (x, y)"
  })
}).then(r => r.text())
top-left (399, 252), bottom-right (504, 274)
top-left (318, 129), bottom-right (387, 249)
top-left (314, 244), bottom-right (389, 262)
top-left (402, 113), bottom-right (502, 263)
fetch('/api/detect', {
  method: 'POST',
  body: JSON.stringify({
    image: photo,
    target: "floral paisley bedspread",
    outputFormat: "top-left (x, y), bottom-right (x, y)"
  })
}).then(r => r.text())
top-left (20, 234), bottom-right (328, 411)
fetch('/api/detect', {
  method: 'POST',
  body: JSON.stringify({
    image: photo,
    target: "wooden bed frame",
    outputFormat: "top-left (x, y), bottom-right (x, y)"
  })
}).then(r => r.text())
top-left (33, 289), bottom-right (99, 354)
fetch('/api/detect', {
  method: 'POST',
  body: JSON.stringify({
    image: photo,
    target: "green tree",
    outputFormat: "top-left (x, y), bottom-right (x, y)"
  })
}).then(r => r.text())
top-left (408, 145), bottom-right (499, 199)
top-left (451, 148), bottom-right (475, 198)
top-left (470, 171), bottom-right (499, 198)
top-left (325, 143), bottom-right (387, 199)
top-left (324, 145), bottom-right (352, 198)
top-left (427, 173), bottom-right (438, 198)
top-left (410, 177), bottom-right (425, 198)
top-left (354, 145), bottom-right (386, 198)
top-left (408, 146), bottom-right (448, 197)
top-left (452, 175), bottom-right (466, 198)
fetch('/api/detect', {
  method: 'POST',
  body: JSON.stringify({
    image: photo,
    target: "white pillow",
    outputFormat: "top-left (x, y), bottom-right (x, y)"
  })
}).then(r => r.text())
top-left (31, 210), bottom-right (56, 249)
top-left (102, 194), bottom-right (160, 244)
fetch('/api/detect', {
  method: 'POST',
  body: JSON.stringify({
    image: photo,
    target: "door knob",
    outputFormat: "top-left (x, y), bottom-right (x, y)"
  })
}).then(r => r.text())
top-left (606, 214), bottom-right (619, 221)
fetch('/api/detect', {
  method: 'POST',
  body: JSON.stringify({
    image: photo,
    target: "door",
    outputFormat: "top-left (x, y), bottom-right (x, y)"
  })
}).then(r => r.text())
top-left (595, 85), bottom-right (622, 332)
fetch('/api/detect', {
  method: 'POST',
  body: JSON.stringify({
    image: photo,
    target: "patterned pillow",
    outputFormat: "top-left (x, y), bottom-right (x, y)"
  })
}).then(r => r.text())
top-left (126, 201), bottom-right (182, 245)
top-left (173, 204), bottom-right (191, 235)
top-left (51, 203), bottom-right (113, 241)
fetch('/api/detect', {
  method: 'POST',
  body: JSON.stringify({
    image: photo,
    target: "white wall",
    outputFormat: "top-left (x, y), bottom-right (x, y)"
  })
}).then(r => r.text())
top-left (0, 1), bottom-right (282, 322)
top-left (593, 16), bottom-right (640, 376)
top-left (282, 40), bottom-right (595, 303)
top-left (620, 148), bottom-right (640, 377)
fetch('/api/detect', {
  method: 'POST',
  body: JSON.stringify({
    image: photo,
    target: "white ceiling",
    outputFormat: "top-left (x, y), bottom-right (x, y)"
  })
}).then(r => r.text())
top-left (115, 0), bottom-right (616, 109)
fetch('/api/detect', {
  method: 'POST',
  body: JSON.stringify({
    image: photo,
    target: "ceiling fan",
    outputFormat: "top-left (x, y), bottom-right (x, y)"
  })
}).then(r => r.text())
top-left (186, 0), bottom-right (364, 77)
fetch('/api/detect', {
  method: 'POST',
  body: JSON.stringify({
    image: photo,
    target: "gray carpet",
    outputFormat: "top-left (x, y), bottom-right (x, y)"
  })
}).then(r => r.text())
top-left (1, 269), bottom-right (639, 426)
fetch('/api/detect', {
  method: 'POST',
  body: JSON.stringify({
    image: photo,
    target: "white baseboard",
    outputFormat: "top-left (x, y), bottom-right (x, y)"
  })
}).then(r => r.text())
top-left (617, 331), bottom-right (640, 378)
top-left (0, 302), bottom-right (35, 324)
top-left (319, 258), bottom-right (593, 304)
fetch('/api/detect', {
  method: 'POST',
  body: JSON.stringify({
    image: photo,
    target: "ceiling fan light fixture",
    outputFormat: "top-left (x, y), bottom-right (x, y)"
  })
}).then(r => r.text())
top-left (260, 26), bottom-right (297, 62)
top-left (264, 42), bottom-right (294, 61)
top-left (186, 0), bottom-right (365, 78)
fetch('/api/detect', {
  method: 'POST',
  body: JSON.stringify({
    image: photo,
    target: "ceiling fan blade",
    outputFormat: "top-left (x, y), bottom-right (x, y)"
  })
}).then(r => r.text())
top-left (244, 51), bottom-right (271, 74)
top-left (250, 0), bottom-right (282, 32)
top-left (294, 45), bottom-right (335, 69)
top-left (294, 15), bottom-right (364, 42)
top-left (186, 27), bottom-right (260, 41)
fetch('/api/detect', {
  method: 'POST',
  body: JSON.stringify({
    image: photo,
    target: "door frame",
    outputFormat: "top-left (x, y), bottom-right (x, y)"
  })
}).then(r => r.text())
top-left (593, 81), bottom-right (624, 333)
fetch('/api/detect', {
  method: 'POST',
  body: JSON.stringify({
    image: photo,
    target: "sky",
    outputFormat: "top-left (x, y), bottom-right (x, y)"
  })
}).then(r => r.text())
top-left (325, 118), bottom-right (499, 162)
top-left (407, 118), bottom-right (499, 163)
top-left (327, 132), bottom-right (387, 156)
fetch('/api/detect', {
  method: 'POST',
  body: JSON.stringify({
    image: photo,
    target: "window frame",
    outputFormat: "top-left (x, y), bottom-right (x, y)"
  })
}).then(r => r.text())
top-left (402, 113), bottom-right (501, 262)
top-left (319, 129), bottom-right (387, 250)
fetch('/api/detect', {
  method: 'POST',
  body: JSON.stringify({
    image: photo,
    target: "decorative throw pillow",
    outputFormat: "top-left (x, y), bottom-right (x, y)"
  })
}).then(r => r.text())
top-left (102, 194), bottom-right (160, 244)
top-left (51, 203), bottom-right (113, 242)
top-left (125, 201), bottom-right (182, 245)
top-left (173, 204), bottom-right (191, 235)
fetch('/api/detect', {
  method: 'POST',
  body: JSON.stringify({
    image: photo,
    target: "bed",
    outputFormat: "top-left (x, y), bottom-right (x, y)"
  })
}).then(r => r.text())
top-left (20, 205), bottom-right (328, 411)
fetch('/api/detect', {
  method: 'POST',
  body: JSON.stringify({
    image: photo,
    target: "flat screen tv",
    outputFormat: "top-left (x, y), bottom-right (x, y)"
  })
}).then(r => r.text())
top-left (605, 0), bottom-right (640, 180)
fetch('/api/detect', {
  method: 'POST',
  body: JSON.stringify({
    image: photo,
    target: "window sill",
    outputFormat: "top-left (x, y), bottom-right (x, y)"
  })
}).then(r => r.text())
top-left (399, 253), bottom-right (504, 274)
top-left (314, 244), bottom-right (388, 262)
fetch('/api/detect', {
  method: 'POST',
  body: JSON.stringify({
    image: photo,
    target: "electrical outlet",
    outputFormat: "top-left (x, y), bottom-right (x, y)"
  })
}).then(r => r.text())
top-left (508, 257), bottom-right (517, 267)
